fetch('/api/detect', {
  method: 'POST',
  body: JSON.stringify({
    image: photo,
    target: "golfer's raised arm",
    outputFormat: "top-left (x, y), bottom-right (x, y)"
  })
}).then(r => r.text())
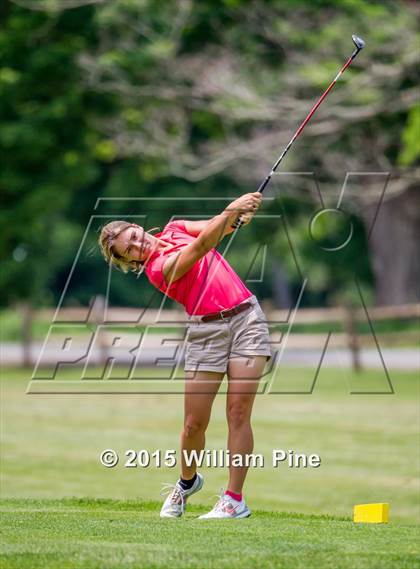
top-left (163, 192), bottom-right (261, 283)
top-left (184, 217), bottom-right (243, 237)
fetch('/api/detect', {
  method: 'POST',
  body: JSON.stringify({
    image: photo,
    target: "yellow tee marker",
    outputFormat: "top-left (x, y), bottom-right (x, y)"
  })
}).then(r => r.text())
top-left (353, 503), bottom-right (389, 523)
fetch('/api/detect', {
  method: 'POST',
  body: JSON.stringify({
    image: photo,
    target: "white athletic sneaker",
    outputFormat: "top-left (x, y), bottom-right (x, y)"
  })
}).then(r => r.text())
top-left (160, 473), bottom-right (204, 518)
top-left (198, 493), bottom-right (251, 519)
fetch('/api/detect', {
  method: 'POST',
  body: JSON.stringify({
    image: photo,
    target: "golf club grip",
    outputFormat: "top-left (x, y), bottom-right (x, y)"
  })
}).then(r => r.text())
top-left (231, 177), bottom-right (268, 228)
top-left (231, 216), bottom-right (245, 229)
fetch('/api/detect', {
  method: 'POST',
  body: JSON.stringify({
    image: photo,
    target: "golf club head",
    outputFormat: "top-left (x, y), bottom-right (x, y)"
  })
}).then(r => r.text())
top-left (352, 34), bottom-right (365, 51)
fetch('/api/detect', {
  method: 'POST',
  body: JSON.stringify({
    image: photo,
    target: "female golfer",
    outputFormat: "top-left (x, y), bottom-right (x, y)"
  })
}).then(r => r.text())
top-left (98, 192), bottom-right (271, 519)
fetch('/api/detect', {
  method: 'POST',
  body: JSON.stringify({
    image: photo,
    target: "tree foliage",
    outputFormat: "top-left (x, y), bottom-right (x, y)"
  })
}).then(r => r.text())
top-left (1, 0), bottom-right (418, 308)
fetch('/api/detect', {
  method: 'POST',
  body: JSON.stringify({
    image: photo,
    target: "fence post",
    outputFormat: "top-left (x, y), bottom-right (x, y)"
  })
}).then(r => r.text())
top-left (344, 306), bottom-right (362, 373)
top-left (21, 301), bottom-right (33, 368)
top-left (90, 295), bottom-right (108, 367)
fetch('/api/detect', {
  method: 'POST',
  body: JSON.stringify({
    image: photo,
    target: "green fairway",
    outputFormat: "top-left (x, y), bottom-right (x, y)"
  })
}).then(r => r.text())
top-left (1, 498), bottom-right (419, 569)
top-left (1, 366), bottom-right (419, 568)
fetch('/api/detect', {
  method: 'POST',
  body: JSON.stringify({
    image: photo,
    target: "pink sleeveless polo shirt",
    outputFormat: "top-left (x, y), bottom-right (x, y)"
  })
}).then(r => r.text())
top-left (145, 220), bottom-right (252, 316)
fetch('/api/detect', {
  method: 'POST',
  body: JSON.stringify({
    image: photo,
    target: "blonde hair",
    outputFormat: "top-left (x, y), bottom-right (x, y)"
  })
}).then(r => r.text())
top-left (98, 220), bottom-right (159, 275)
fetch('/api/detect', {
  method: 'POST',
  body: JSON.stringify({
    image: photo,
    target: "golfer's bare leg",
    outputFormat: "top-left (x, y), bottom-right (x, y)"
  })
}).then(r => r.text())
top-left (226, 356), bottom-right (266, 494)
top-left (181, 370), bottom-right (224, 480)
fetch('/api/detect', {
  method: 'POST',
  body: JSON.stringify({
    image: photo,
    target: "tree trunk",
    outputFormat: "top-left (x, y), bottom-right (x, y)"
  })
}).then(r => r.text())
top-left (364, 186), bottom-right (420, 305)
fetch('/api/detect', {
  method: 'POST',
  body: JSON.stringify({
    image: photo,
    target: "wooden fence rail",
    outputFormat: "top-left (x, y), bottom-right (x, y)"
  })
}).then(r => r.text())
top-left (35, 302), bottom-right (419, 324)
top-left (9, 301), bottom-right (420, 370)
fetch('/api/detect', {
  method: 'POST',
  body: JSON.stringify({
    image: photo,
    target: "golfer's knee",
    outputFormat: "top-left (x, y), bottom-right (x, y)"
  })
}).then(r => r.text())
top-left (226, 402), bottom-right (250, 431)
top-left (183, 415), bottom-right (206, 438)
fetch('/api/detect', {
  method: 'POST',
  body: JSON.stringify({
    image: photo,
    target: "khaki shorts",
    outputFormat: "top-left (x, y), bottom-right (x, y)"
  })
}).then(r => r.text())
top-left (184, 296), bottom-right (273, 373)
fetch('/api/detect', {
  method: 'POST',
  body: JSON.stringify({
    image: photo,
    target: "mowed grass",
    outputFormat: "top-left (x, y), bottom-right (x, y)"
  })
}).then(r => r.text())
top-left (1, 366), bottom-right (419, 568)
top-left (1, 498), bottom-right (419, 569)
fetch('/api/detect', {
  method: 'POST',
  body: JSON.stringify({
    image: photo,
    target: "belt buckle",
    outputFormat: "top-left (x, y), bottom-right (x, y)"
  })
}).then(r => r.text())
top-left (219, 307), bottom-right (231, 321)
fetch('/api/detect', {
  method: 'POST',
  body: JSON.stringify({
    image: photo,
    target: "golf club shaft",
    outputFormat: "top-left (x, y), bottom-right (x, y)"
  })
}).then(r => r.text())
top-left (232, 36), bottom-right (365, 227)
top-left (257, 47), bottom-right (362, 193)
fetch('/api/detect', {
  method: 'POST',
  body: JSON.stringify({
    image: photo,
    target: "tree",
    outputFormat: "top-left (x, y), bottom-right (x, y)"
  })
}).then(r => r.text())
top-left (0, 2), bottom-right (110, 307)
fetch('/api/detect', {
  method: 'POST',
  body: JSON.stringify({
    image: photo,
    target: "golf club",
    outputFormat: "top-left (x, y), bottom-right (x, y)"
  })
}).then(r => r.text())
top-left (232, 34), bottom-right (366, 228)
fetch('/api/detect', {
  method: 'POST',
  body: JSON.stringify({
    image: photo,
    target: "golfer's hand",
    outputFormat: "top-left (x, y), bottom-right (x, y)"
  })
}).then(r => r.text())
top-left (238, 210), bottom-right (255, 226)
top-left (226, 192), bottom-right (262, 228)
top-left (226, 192), bottom-right (262, 214)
